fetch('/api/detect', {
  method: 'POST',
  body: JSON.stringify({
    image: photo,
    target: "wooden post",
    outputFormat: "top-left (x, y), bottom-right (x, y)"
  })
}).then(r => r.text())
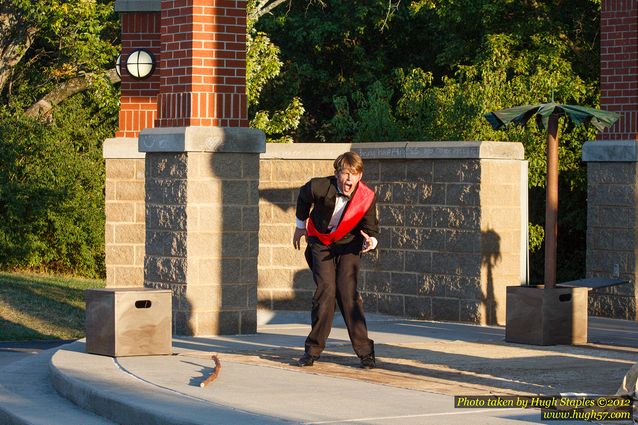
top-left (544, 114), bottom-right (559, 288)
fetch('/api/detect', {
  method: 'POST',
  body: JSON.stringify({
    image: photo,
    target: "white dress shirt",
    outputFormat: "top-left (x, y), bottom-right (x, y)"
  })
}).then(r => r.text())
top-left (296, 193), bottom-right (377, 250)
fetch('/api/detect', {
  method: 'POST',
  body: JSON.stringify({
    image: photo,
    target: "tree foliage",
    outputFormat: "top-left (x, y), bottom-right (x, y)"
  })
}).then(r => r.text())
top-left (0, 0), bottom-right (120, 277)
top-left (259, 0), bottom-right (600, 141)
top-left (0, 0), bottom-right (120, 113)
top-left (0, 95), bottom-right (114, 277)
top-left (246, 2), bottom-right (305, 142)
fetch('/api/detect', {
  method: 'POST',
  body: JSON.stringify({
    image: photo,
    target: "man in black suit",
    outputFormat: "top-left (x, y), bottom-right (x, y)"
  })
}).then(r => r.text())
top-left (292, 151), bottom-right (379, 369)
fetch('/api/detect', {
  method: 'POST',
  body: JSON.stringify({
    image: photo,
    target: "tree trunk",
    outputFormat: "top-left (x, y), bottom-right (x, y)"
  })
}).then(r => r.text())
top-left (0, 12), bottom-right (37, 93)
top-left (24, 69), bottom-right (121, 119)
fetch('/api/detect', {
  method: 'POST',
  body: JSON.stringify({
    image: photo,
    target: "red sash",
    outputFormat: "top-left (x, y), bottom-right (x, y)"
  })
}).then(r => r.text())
top-left (306, 182), bottom-right (375, 245)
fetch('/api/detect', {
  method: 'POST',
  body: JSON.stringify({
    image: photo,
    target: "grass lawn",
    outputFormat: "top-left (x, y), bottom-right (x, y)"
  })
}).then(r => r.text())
top-left (0, 271), bottom-right (105, 341)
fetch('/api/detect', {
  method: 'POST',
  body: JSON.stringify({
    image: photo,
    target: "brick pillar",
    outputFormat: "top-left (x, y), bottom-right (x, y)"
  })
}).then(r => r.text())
top-left (599, 0), bottom-right (638, 140)
top-left (116, 9), bottom-right (161, 138)
top-left (155, 0), bottom-right (248, 128)
top-left (582, 0), bottom-right (638, 319)
top-left (104, 1), bottom-right (161, 288)
top-left (140, 0), bottom-right (264, 335)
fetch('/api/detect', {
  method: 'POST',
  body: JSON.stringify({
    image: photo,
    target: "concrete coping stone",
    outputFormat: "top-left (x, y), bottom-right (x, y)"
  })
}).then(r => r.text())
top-left (114, 0), bottom-right (160, 12)
top-left (103, 137), bottom-right (145, 159)
top-left (582, 140), bottom-right (638, 162)
top-left (262, 141), bottom-right (525, 160)
top-left (139, 127), bottom-right (266, 154)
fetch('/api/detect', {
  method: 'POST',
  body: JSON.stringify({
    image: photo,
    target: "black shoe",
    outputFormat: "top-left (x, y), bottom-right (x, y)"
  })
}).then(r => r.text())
top-left (298, 353), bottom-right (318, 367)
top-left (360, 353), bottom-right (375, 369)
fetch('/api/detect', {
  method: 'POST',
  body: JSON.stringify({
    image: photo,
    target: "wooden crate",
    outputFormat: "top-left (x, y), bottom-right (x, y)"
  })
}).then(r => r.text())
top-left (506, 286), bottom-right (588, 345)
top-left (85, 288), bottom-right (172, 357)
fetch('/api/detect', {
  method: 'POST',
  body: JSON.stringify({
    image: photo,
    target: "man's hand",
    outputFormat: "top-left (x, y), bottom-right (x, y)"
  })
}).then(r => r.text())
top-left (360, 230), bottom-right (377, 253)
top-left (293, 227), bottom-right (307, 250)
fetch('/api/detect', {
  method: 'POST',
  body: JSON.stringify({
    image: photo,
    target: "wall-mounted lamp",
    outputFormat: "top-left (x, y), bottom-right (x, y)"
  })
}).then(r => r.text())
top-left (126, 49), bottom-right (155, 79)
top-left (115, 54), bottom-right (122, 77)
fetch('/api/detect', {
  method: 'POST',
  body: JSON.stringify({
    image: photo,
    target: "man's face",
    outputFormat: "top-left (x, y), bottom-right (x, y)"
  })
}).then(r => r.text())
top-left (335, 167), bottom-right (362, 196)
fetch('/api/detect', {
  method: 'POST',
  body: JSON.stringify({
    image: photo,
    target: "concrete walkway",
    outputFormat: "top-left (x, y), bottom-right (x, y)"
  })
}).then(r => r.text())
top-left (1, 312), bottom-right (637, 424)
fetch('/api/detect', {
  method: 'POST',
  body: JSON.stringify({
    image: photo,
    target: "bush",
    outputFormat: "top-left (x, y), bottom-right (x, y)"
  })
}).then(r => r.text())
top-left (0, 95), bottom-right (112, 278)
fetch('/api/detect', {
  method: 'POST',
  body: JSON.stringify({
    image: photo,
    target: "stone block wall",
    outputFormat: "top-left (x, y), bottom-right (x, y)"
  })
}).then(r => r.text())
top-left (586, 162), bottom-right (637, 319)
top-left (258, 142), bottom-right (527, 325)
top-left (104, 139), bottom-right (528, 327)
top-left (583, 141), bottom-right (638, 320)
top-left (143, 150), bottom-right (260, 335)
top-left (258, 158), bottom-right (332, 311)
top-left (582, 0), bottom-right (638, 320)
top-left (104, 139), bottom-right (146, 288)
top-left (478, 159), bottom-right (527, 324)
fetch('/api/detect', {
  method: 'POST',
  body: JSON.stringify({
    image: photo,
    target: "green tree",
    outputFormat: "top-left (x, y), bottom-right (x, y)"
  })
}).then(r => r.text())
top-left (331, 81), bottom-right (401, 142)
top-left (259, 0), bottom-right (599, 142)
top-left (0, 0), bottom-right (120, 277)
top-left (247, 1), bottom-right (305, 142)
top-left (402, 33), bottom-right (596, 282)
top-left (257, 0), bottom-right (424, 141)
top-left (0, 95), bottom-right (113, 277)
top-left (0, 0), bottom-right (120, 116)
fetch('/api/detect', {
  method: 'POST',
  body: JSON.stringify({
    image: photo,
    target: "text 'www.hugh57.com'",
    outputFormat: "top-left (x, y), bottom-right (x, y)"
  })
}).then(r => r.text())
top-left (454, 395), bottom-right (632, 422)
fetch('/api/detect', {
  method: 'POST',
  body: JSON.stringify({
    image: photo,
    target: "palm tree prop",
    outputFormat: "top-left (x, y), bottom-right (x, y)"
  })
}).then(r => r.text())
top-left (484, 101), bottom-right (619, 288)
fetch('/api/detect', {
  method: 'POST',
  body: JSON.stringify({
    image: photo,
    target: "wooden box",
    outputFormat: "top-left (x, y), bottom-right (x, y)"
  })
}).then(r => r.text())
top-left (505, 286), bottom-right (588, 345)
top-left (85, 288), bottom-right (172, 357)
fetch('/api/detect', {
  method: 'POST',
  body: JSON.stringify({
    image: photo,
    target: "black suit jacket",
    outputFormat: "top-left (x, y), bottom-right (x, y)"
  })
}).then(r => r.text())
top-left (296, 176), bottom-right (379, 251)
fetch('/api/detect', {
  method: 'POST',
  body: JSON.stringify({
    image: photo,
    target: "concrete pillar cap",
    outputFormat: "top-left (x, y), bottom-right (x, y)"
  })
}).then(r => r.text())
top-left (139, 127), bottom-right (266, 153)
top-left (582, 140), bottom-right (638, 162)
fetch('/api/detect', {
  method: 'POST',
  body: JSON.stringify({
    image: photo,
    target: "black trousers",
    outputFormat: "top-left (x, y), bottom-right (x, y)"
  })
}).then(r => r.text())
top-left (304, 242), bottom-right (374, 358)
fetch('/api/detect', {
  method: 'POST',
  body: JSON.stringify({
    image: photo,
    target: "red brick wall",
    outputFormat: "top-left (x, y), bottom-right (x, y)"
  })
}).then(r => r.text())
top-left (156, 0), bottom-right (248, 128)
top-left (599, 0), bottom-right (638, 140)
top-left (116, 12), bottom-right (161, 138)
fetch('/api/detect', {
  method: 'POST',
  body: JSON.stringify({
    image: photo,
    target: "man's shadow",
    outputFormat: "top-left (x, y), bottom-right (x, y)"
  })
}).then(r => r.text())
top-left (258, 187), bottom-right (315, 311)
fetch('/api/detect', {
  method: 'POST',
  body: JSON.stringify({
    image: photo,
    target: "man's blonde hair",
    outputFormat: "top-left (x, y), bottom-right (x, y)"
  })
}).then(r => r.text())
top-left (334, 151), bottom-right (364, 174)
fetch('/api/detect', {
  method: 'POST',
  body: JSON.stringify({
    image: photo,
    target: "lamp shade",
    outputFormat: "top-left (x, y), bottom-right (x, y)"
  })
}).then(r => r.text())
top-left (115, 54), bottom-right (122, 77)
top-left (126, 49), bottom-right (155, 79)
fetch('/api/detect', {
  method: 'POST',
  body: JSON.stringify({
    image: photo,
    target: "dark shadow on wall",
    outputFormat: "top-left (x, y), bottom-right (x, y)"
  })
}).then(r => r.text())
top-left (147, 151), bottom-right (260, 336)
top-left (481, 228), bottom-right (501, 326)
top-left (588, 286), bottom-right (637, 320)
top-left (258, 187), bottom-right (315, 312)
top-left (143, 152), bottom-right (192, 336)
top-left (259, 187), bottom-right (297, 209)
top-left (213, 153), bottom-right (261, 335)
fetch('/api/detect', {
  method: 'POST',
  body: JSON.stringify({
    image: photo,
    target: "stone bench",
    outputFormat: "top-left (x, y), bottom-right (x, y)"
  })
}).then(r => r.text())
top-left (556, 277), bottom-right (629, 290)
